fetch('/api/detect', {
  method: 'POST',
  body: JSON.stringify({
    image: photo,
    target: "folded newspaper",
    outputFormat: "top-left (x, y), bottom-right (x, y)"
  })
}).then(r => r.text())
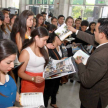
top-left (19, 92), bottom-right (45, 108)
top-left (55, 23), bottom-right (72, 41)
top-left (44, 57), bottom-right (78, 79)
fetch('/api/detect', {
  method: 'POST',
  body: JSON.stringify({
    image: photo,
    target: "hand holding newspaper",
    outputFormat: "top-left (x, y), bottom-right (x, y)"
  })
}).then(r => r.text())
top-left (44, 57), bottom-right (78, 79)
top-left (73, 49), bottom-right (90, 65)
top-left (54, 23), bottom-right (72, 41)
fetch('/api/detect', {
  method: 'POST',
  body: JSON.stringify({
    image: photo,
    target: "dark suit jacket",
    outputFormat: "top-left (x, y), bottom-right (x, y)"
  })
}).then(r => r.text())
top-left (77, 31), bottom-right (108, 108)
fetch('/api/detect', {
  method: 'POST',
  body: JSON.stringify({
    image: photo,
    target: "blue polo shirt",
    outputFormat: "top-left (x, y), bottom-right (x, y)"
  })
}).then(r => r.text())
top-left (0, 75), bottom-right (17, 108)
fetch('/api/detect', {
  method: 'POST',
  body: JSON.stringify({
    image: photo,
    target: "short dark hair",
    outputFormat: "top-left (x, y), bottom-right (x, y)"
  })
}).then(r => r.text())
top-left (41, 12), bottom-right (47, 15)
top-left (81, 20), bottom-right (89, 26)
top-left (58, 15), bottom-right (65, 20)
top-left (98, 18), bottom-right (105, 25)
top-left (98, 18), bottom-right (108, 39)
top-left (51, 17), bottom-right (57, 22)
top-left (48, 12), bottom-right (53, 17)
top-left (2, 8), bottom-right (10, 12)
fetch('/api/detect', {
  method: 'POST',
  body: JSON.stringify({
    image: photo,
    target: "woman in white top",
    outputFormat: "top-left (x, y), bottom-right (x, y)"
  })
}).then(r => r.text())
top-left (18, 27), bottom-right (49, 93)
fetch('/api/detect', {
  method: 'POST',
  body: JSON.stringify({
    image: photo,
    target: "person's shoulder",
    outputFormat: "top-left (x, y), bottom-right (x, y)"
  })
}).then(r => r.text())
top-left (20, 48), bottom-right (29, 57)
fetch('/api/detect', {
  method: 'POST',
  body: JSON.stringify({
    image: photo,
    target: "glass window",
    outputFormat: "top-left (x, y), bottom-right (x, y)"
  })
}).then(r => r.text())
top-left (83, 6), bottom-right (94, 20)
top-left (105, 0), bottom-right (108, 5)
top-left (95, 0), bottom-right (105, 5)
top-left (49, 5), bottom-right (54, 13)
top-left (70, 0), bottom-right (83, 5)
top-left (40, 5), bottom-right (49, 13)
top-left (102, 7), bottom-right (108, 18)
top-left (26, 0), bottom-right (29, 4)
top-left (86, 0), bottom-right (95, 5)
top-left (49, 0), bottom-right (55, 4)
top-left (37, 0), bottom-right (42, 4)
top-left (71, 6), bottom-right (84, 19)
top-left (42, 0), bottom-right (48, 4)
top-left (28, 0), bottom-right (33, 4)
top-left (34, 0), bottom-right (37, 4)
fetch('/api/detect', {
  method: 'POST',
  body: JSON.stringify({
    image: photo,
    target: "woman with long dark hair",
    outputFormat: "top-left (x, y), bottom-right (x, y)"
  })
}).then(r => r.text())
top-left (2, 11), bottom-right (11, 40)
top-left (44, 24), bottom-right (65, 108)
top-left (36, 14), bottom-right (44, 27)
top-left (15, 10), bottom-right (34, 53)
top-left (9, 14), bottom-right (17, 28)
top-left (86, 22), bottom-right (96, 35)
top-left (18, 27), bottom-right (49, 93)
top-left (11, 17), bottom-right (19, 43)
top-left (0, 39), bottom-right (19, 108)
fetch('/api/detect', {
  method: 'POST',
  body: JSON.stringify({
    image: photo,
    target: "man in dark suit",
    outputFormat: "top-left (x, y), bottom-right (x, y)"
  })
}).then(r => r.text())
top-left (68, 18), bottom-right (108, 108)
top-left (41, 12), bottom-right (50, 25)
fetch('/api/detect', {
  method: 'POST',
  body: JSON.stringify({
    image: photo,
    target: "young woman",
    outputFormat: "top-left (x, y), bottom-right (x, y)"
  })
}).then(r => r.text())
top-left (15, 10), bottom-right (34, 53)
top-left (10, 14), bottom-right (17, 28)
top-left (2, 11), bottom-right (11, 40)
top-left (36, 14), bottom-right (44, 27)
top-left (74, 19), bottom-right (81, 30)
top-left (0, 39), bottom-right (19, 108)
top-left (18, 27), bottom-right (49, 93)
top-left (86, 22), bottom-right (96, 35)
top-left (65, 16), bottom-right (74, 27)
top-left (44, 25), bottom-right (65, 108)
top-left (51, 17), bottom-right (58, 27)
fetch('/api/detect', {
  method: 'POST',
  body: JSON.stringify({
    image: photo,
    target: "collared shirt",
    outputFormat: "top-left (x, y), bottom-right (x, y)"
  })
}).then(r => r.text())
top-left (76, 30), bottom-right (79, 35)
top-left (0, 74), bottom-right (9, 85)
top-left (96, 42), bottom-right (108, 48)
top-left (57, 23), bottom-right (64, 28)
top-left (0, 75), bottom-right (17, 108)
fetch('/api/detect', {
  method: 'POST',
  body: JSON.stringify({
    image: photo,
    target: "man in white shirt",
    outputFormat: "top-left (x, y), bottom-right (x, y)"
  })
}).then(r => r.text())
top-left (57, 15), bottom-right (65, 28)
top-left (68, 18), bottom-right (108, 108)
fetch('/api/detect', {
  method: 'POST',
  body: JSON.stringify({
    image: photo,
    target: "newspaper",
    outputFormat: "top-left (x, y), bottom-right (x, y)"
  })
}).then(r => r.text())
top-left (19, 92), bottom-right (45, 108)
top-left (55, 23), bottom-right (72, 41)
top-left (73, 49), bottom-right (90, 65)
top-left (44, 57), bottom-right (78, 79)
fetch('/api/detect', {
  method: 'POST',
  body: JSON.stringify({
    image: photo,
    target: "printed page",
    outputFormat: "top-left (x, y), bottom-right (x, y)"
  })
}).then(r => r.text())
top-left (73, 50), bottom-right (90, 65)
top-left (55, 23), bottom-right (72, 41)
top-left (45, 57), bottom-right (78, 79)
top-left (20, 92), bottom-right (44, 107)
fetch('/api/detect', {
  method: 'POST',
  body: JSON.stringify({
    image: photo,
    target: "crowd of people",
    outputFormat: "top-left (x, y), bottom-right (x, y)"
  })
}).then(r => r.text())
top-left (0, 8), bottom-right (108, 108)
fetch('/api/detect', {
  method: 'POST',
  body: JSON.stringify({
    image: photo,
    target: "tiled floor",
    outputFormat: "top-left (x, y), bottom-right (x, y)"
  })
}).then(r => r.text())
top-left (47, 80), bottom-right (81, 108)
top-left (47, 80), bottom-right (108, 108)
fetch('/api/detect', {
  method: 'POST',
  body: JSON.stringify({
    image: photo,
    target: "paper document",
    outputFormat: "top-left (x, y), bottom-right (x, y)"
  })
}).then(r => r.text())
top-left (55, 23), bottom-right (72, 41)
top-left (73, 50), bottom-right (90, 65)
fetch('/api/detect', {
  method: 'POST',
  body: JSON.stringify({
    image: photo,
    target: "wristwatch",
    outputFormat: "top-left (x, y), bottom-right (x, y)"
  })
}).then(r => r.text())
top-left (31, 77), bottom-right (35, 81)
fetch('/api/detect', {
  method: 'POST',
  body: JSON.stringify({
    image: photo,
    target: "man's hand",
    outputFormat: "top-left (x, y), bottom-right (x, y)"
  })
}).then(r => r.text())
top-left (67, 26), bottom-right (77, 33)
top-left (75, 56), bottom-right (82, 64)
top-left (46, 43), bottom-right (55, 49)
